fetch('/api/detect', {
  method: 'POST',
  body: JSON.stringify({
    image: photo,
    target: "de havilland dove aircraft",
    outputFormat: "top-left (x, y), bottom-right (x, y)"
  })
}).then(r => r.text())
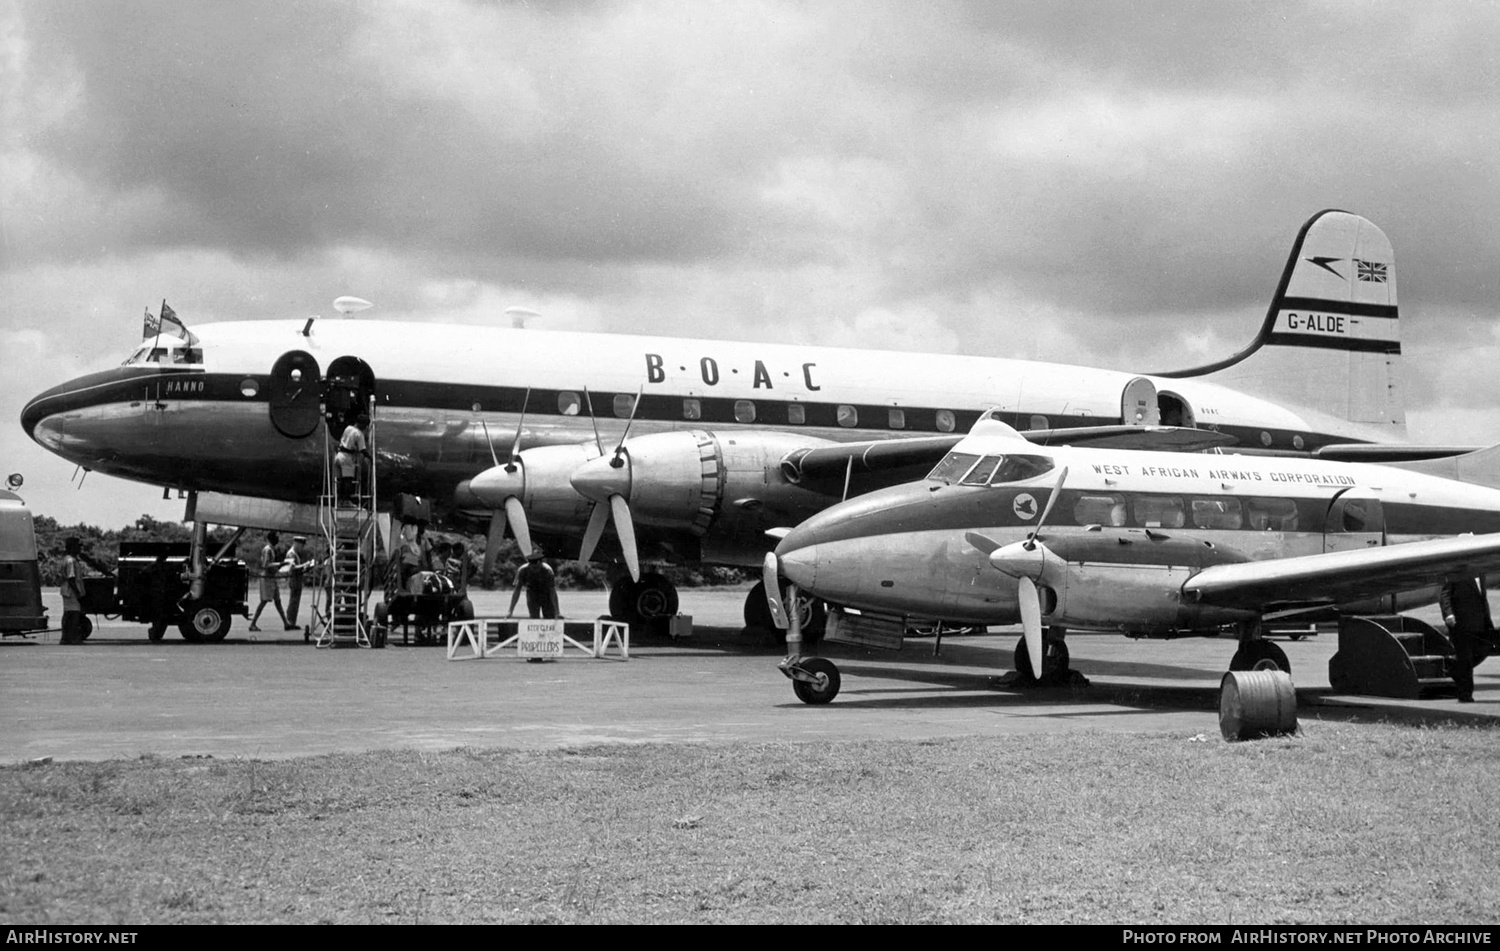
top-left (767, 415), bottom-right (1500, 704)
top-left (22, 210), bottom-right (1416, 636)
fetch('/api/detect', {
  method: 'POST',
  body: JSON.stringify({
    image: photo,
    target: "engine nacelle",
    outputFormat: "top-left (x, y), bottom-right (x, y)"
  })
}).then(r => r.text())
top-left (459, 442), bottom-right (600, 534)
top-left (1038, 530), bottom-right (1256, 634)
top-left (568, 429), bottom-right (844, 565)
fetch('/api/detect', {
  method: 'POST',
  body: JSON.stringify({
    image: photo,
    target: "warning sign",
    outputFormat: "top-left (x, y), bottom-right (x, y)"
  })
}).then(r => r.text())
top-left (517, 618), bottom-right (564, 659)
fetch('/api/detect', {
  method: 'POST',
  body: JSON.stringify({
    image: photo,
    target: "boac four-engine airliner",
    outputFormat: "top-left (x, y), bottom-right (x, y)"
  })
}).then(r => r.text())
top-left (22, 210), bottom-right (1413, 634)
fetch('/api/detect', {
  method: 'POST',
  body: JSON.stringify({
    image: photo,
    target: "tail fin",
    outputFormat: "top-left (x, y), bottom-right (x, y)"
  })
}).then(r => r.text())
top-left (1157, 210), bottom-right (1404, 437)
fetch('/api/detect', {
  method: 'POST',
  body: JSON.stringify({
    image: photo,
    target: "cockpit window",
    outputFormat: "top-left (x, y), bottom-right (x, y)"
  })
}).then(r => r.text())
top-left (960, 456), bottom-right (1003, 485)
top-left (123, 344), bottom-right (202, 366)
top-left (991, 454), bottom-right (1055, 483)
top-left (928, 452), bottom-right (981, 485)
top-left (929, 451), bottom-right (1056, 486)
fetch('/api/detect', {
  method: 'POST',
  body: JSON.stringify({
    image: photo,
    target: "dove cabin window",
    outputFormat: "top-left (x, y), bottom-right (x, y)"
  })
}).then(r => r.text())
top-left (935, 409), bottom-right (957, 432)
top-left (1191, 498), bottom-right (1242, 530)
top-left (888, 408), bottom-right (905, 429)
top-left (1073, 494), bottom-right (1126, 526)
top-left (786, 404), bottom-right (806, 425)
top-left (558, 391), bottom-right (582, 416)
top-left (1132, 496), bottom-right (1185, 529)
top-left (734, 400), bottom-right (756, 423)
top-left (613, 394), bottom-right (637, 418)
top-left (682, 398), bottom-right (702, 420)
top-left (837, 404), bottom-right (859, 428)
top-left (1246, 497), bottom-right (1299, 532)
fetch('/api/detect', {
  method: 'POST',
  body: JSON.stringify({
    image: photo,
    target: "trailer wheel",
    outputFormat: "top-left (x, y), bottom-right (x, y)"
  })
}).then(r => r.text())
top-left (179, 600), bottom-right (230, 644)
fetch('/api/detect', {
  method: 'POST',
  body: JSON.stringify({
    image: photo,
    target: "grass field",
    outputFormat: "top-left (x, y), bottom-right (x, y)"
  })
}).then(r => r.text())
top-left (3, 722), bottom-right (1498, 924)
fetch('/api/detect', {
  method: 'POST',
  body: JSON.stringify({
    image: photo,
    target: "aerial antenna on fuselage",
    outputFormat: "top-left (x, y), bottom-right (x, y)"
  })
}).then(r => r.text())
top-left (506, 307), bottom-right (540, 329)
top-left (334, 296), bottom-right (373, 315)
top-left (303, 297), bottom-right (372, 336)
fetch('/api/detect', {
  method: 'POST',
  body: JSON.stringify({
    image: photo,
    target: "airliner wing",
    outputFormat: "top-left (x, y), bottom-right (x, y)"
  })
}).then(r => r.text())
top-left (1022, 425), bottom-right (1237, 452)
top-left (784, 425), bottom-right (1237, 482)
top-left (1313, 444), bottom-right (1479, 463)
top-left (1183, 533), bottom-right (1500, 611)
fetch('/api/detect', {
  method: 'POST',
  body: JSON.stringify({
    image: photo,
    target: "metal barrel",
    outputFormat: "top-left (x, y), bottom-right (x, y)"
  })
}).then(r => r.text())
top-left (1219, 669), bottom-right (1298, 741)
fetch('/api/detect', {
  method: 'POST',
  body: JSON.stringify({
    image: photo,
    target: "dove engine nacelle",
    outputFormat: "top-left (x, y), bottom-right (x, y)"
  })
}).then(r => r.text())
top-left (1039, 531), bottom-right (1258, 635)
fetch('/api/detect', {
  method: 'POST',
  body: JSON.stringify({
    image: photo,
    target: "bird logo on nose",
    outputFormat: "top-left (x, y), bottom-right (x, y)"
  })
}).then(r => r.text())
top-left (1012, 493), bottom-right (1037, 520)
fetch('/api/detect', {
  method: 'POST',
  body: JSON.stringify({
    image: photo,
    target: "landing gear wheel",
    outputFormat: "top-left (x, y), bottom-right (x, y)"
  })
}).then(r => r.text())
top-left (743, 581), bottom-right (825, 645)
top-left (178, 600), bottom-right (230, 643)
top-left (1230, 640), bottom-right (1291, 674)
top-left (791, 657), bottom-right (841, 705)
top-left (79, 615), bottom-right (93, 641)
top-left (1014, 635), bottom-right (1070, 683)
top-left (744, 581), bottom-right (775, 630)
top-left (609, 574), bottom-right (679, 628)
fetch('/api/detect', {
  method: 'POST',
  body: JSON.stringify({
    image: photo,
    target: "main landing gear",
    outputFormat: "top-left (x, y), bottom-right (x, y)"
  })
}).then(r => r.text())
top-left (1012, 629), bottom-right (1076, 686)
top-left (745, 581), bottom-right (826, 644)
top-left (1229, 620), bottom-right (1291, 674)
top-left (608, 572), bottom-right (679, 628)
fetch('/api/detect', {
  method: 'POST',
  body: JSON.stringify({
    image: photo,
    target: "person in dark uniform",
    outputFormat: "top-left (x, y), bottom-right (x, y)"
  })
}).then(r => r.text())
top-left (1440, 576), bottom-right (1489, 703)
top-left (146, 552), bottom-right (180, 641)
top-left (507, 548), bottom-right (560, 620)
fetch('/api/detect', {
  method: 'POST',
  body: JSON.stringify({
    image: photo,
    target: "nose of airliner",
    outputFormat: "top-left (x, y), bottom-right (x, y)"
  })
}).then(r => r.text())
top-left (20, 382), bottom-right (62, 441)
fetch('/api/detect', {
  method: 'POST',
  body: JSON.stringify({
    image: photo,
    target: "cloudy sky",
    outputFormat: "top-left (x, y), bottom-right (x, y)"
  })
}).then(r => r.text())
top-left (4, 0), bottom-right (1500, 527)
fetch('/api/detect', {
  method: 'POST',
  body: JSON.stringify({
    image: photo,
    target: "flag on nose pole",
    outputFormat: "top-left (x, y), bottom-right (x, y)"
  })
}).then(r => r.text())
top-left (159, 300), bottom-right (196, 343)
top-left (142, 301), bottom-right (199, 348)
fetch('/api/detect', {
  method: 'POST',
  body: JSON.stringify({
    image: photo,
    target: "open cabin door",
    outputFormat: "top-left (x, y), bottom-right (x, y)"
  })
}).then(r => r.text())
top-left (1120, 377), bottom-right (1160, 427)
top-left (1324, 489), bottom-right (1393, 613)
top-left (1323, 490), bottom-right (1386, 553)
top-left (324, 356), bottom-right (376, 431)
top-left (268, 351), bottom-right (323, 439)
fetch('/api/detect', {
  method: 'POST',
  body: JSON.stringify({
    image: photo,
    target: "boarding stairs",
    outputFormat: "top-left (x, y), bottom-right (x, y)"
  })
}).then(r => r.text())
top-left (1327, 614), bottom-right (1485, 699)
top-left (314, 405), bottom-right (378, 648)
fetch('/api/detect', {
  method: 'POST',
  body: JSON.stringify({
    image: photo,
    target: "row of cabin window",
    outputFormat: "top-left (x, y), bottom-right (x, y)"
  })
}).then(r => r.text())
top-left (552, 391), bottom-right (1038, 431)
top-left (1072, 494), bottom-right (1305, 532)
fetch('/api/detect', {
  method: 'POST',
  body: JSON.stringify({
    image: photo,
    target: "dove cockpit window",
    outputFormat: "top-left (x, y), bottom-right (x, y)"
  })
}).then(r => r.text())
top-left (930, 451), bottom-right (1055, 486)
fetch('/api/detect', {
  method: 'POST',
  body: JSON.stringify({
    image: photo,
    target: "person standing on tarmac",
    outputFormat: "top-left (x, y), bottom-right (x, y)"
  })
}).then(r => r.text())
top-left (283, 535), bottom-right (312, 631)
top-left (249, 531), bottom-right (290, 632)
top-left (1441, 577), bottom-right (1489, 703)
top-left (146, 552), bottom-right (179, 641)
top-left (507, 548), bottom-right (561, 620)
top-left (59, 536), bottom-right (87, 644)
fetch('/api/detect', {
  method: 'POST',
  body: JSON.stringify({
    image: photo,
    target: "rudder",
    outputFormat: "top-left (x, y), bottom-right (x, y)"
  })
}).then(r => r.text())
top-left (1158, 210), bottom-right (1405, 438)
